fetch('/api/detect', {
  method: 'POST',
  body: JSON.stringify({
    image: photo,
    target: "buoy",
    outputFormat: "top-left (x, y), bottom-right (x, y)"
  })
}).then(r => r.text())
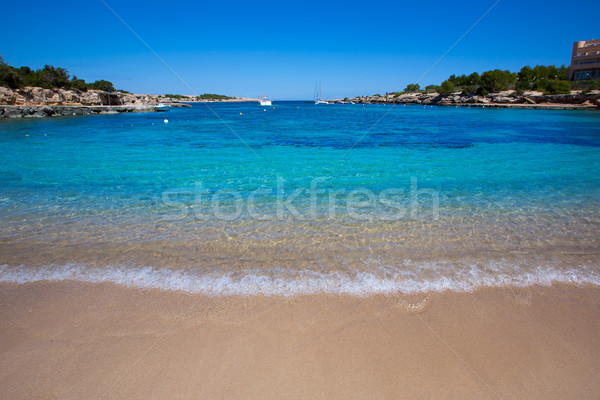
top-left (164, 119), bottom-right (168, 123)
top-left (239, 112), bottom-right (243, 115)
top-left (264, 109), bottom-right (266, 111)
top-left (272, 106), bottom-right (275, 109)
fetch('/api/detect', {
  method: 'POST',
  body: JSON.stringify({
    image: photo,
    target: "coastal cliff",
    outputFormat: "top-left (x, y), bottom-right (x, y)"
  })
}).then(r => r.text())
top-left (351, 90), bottom-right (600, 109)
top-left (0, 86), bottom-right (161, 118)
top-left (0, 86), bottom-right (154, 107)
top-left (0, 87), bottom-right (255, 118)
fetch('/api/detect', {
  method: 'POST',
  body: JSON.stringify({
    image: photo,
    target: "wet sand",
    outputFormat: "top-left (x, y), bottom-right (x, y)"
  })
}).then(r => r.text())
top-left (0, 282), bottom-right (599, 399)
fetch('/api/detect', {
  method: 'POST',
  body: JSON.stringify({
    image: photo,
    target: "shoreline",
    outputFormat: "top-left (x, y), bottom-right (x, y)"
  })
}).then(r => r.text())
top-left (1, 281), bottom-right (598, 399)
top-left (2, 262), bottom-right (599, 296)
top-left (0, 104), bottom-right (157, 118)
top-left (349, 89), bottom-right (600, 110)
top-left (432, 102), bottom-right (599, 110)
top-left (0, 86), bottom-right (258, 118)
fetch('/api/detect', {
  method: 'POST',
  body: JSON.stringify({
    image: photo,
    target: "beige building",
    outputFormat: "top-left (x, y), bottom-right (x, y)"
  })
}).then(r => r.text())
top-left (567, 39), bottom-right (600, 80)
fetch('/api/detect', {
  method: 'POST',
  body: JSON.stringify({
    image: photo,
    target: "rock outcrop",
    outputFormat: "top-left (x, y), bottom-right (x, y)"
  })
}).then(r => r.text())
top-left (0, 86), bottom-right (196, 118)
top-left (0, 86), bottom-right (155, 107)
top-left (0, 105), bottom-right (156, 118)
top-left (352, 90), bottom-right (600, 109)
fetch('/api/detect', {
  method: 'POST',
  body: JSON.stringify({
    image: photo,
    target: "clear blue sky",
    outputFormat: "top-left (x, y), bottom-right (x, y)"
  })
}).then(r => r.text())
top-left (1, 0), bottom-right (598, 99)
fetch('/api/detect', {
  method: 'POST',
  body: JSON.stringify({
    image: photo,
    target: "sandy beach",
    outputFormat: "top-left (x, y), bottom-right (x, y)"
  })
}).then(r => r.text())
top-left (1, 282), bottom-right (598, 399)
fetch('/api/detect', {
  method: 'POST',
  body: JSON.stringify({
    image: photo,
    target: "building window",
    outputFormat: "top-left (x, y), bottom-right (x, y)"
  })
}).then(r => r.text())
top-left (577, 60), bottom-right (597, 65)
top-left (575, 70), bottom-right (593, 80)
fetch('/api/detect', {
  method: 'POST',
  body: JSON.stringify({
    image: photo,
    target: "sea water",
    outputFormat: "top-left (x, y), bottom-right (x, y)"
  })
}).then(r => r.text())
top-left (1, 102), bottom-right (599, 295)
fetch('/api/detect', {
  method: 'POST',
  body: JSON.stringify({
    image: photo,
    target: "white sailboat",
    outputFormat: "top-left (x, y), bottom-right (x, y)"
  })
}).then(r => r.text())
top-left (258, 95), bottom-right (272, 106)
top-left (314, 81), bottom-right (329, 105)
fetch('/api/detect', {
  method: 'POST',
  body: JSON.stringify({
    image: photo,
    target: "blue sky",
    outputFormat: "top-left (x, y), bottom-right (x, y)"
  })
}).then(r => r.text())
top-left (1, 0), bottom-right (598, 99)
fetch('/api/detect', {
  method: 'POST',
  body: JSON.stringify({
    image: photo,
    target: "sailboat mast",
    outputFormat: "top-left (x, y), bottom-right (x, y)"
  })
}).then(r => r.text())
top-left (319, 81), bottom-right (322, 101)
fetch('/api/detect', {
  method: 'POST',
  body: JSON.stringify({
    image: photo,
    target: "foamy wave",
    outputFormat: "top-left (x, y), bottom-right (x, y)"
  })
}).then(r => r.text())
top-left (0, 262), bottom-right (598, 296)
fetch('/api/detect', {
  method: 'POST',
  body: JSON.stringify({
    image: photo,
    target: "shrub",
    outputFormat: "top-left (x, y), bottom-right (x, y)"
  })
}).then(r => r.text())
top-left (0, 60), bottom-right (22, 89)
top-left (461, 85), bottom-right (478, 96)
top-left (476, 87), bottom-right (489, 96)
top-left (87, 80), bottom-right (116, 92)
top-left (197, 93), bottom-right (233, 100)
top-left (0, 56), bottom-right (121, 92)
top-left (439, 80), bottom-right (455, 95)
top-left (71, 76), bottom-right (88, 92)
top-left (480, 69), bottom-right (516, 92)
top-left (571, 79), bottom-right (600, 91)
top-left (543, 80), bottom-right (571, 95)
top-left (404, 83), bottom-right (420, 93)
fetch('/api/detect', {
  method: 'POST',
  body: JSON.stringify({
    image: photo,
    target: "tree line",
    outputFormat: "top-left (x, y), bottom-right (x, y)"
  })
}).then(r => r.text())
top-left (164, 94), bottom-right (234, 100)
top-left (397, 64), bottom-right (599, 96)
top-left (0, 56), bottom-right (120, 92)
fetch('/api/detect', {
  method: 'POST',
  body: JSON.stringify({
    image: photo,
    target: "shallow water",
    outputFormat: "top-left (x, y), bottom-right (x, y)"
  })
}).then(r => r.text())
top-left (1, 102), bottom-right (599, 295)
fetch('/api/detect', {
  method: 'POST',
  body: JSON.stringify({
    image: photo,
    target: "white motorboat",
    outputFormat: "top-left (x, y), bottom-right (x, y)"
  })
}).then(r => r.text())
top-left (154, 103), bottom-right (170, 112)
top-left (258, 95), bottom-right (272, 106)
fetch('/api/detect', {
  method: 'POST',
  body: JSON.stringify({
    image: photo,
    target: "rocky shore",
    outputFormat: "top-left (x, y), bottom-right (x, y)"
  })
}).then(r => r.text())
top-left (0, 86), bottom-right (255, 118)
top-left (350, 90), bottom-right (600, 110)
top-left (0, 104), bottom-right (156, 118)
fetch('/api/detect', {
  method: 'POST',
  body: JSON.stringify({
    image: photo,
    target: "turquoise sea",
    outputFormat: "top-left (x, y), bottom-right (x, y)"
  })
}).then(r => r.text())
top-left (1, 102), bottom-right (599, 295)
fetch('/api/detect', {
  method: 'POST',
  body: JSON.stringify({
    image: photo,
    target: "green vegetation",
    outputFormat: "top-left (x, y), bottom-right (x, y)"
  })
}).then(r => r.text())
top-left (516, 65), bottom-right (567, 91)
top-left (571, 79), bottom-right (600, 91)
top-left (404, 83), bottom-right (420, 93)
top-left (166, 93), bottom-right (235, 101)
top-left (165, 94), bottom-right (188, 99)
top-left (86, 80), bottom-right (116, 92)
top-left (394, 64), bottom-right (578, 97)
top-left (0, 55), bottom-right (120, 92)
top-left (438, 80), bottom-right (455, 95)
top-left (480, 69), bottom-right (516, 92)
top-left (447, 72), bottom-right (481, 87)
top-left (460, 85), bottom-right (477, 95)
top-left (196, 93), bottom-right (233, 100)
top-left (542, 80), bottom-right (571, 95)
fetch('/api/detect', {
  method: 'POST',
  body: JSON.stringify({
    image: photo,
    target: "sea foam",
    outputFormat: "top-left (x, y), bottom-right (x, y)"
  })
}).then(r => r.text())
top-left (0, 262), bottom-right (599, 297)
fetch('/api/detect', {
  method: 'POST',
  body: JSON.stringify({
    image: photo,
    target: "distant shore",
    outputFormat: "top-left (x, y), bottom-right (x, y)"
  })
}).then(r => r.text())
top-left (348, 89), bottom-right (600, 110)
top-left (0, 86), bottom-right (258, 118)
top-left (2, 86), bottom-right (599, 118)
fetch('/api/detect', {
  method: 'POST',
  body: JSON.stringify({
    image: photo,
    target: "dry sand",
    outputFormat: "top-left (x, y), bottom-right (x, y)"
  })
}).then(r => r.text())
top-left (0, 282), bottom-right (598, 399)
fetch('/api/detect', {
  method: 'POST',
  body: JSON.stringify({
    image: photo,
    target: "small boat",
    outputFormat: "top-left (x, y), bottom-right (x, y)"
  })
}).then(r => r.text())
top-left (154, 103), bottom-right (170, 112)
top-left (314, 81), bottom-right (329, 105)
top-left (258, 95), bottom-right (272, 106)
